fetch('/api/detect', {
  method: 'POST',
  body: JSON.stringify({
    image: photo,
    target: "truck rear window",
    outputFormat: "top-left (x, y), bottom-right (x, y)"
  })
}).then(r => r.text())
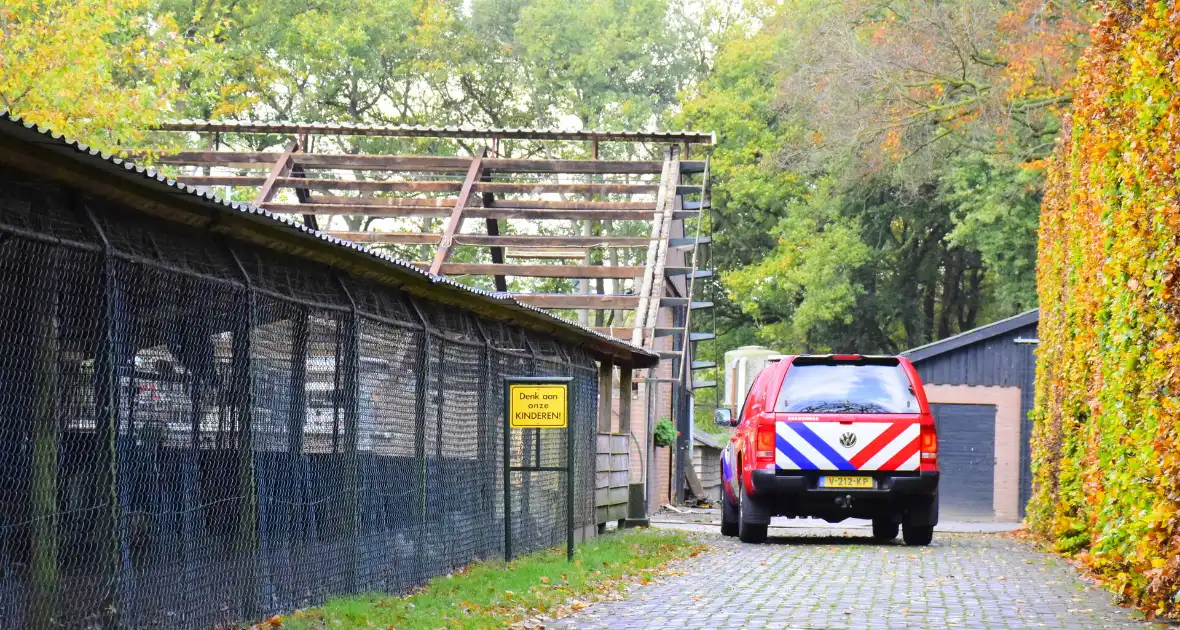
top-left (774, 361), bottom-right (919, 414)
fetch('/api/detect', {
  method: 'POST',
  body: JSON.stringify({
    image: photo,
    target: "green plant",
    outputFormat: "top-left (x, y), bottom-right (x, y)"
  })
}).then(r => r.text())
top-left (653, 418), bottom-right (677, 447)
top-left (276, 529), bottom-right (704, 629)
top-left (1031, 0), bottom-right (1180, 618)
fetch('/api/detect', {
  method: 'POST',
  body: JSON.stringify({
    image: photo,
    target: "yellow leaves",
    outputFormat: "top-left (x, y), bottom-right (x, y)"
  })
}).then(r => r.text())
top-left (0, 0), bottom-right (188, 154)
top-left (1031, 0), bottom-right (1180, 618)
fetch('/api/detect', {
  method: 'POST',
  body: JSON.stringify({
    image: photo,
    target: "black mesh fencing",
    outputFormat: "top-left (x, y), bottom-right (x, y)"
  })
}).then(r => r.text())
top-left (0, 175), bottom-right (599, 629)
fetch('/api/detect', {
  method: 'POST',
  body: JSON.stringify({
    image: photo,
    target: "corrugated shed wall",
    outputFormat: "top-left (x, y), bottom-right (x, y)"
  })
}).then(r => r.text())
top-left (912, 322), bottom-right (1038, 517)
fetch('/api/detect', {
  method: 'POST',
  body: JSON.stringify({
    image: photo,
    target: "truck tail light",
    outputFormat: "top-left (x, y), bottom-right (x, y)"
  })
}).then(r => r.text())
top-left (755, 424), bottom-right (776, 461)
top-left (920, 424), bottom-right (938, 471)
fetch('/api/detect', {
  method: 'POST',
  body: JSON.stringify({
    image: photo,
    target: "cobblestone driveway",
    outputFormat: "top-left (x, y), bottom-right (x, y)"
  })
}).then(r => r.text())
top-left (554, 530), bottom-right (1156, 629)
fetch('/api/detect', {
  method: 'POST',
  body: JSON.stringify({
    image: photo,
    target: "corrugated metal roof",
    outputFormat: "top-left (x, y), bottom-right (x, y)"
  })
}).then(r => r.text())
top-left (159, 119), bottom-right (717, 145)
top-left (694, 431), bottom-right (725, 450)
top-left (902, 309), bottom-right (1039, 363)
top-left (0, 111), bottom-right (659, 367)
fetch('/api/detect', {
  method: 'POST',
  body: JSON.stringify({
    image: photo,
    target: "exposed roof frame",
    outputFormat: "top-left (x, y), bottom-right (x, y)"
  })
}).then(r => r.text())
top-left (0, 113), bottom-right (659, 368)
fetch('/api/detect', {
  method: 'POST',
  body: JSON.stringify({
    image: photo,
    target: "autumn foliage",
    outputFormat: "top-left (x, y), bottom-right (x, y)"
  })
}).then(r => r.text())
top-left (1030, 0), bottom-right (1180, 616)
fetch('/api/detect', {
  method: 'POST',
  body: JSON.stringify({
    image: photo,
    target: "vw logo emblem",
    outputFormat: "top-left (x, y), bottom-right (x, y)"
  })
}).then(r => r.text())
top-left (839, 432), bottom-right (857, 449)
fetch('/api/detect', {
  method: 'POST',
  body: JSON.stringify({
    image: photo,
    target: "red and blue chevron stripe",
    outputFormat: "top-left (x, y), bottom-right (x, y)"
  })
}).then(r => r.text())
top-left (775, 420), bottom-right (921, 472)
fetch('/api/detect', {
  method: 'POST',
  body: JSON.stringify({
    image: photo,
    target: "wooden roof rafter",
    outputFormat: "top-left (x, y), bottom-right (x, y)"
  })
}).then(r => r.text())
top-left (152, 121), bottom-right (713, 356)
top-left (429, 146), bottom-right (486, 274)
top-left (153, 151), bottom-right (705, 173)
top-left (159, 119), bottom-right (716, 145)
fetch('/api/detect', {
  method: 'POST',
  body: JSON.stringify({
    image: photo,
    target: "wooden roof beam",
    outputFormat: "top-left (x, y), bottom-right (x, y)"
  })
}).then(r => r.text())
top-left (261, 204), bottom-right (662, 221)
top-left (327, 233), bottom-right (651, 247)
top-left (512, 294), bottom-right (641, 309)
top-left (176, 176), bottom-right (659, 195)
top-left (429, 148), bottom-right (486, 274)
top-left (153, 152), bottom-right (707, 173)
top-left (252, 138), bottom-right (299, 205)
top-left (159, 120), bottom-right (716, 145)
top-left (325, 232), bottom-right (441, 244)
top-left (592, 326), bottom-right (686, 338)
top-left (414, 263), bottom-right (688, 279)
top-left (303, 196), bottom-right (657, 211)
top-left (510, 294), bottom-right (695, 309)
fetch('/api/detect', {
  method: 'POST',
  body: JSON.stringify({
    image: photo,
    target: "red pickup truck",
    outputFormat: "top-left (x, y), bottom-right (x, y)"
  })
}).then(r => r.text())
top-left (716, 354), bottom-right (939, 545)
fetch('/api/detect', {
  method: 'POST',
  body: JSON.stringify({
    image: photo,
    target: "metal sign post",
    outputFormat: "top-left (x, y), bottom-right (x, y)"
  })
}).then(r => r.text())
top-left (504, 376), bottom-right (575, 562)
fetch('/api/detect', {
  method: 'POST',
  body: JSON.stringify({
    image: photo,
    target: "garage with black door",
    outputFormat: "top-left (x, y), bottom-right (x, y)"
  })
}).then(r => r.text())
top-left (902, 309), bottom-right (1038, 522)
top-left (930, 403), bottom-right (996, 520)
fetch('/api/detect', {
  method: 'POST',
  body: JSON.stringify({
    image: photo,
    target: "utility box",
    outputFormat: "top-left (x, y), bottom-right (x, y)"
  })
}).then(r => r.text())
top-left (722, 346), bottom-right (784, 411)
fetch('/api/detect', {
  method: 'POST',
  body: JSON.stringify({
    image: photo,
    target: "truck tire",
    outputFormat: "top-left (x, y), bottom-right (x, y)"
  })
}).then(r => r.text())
top-left (872, 517), bottom-right (898, 541)
top-left (738, 485), bottom-right (768, 544)
top-left (902, 524), bottom-right (934, 546)
top-left (720, 482), bottom-right (739, 537)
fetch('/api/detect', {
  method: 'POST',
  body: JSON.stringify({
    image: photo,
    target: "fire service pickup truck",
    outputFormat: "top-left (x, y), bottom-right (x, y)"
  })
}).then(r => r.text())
top-left (716, 354), bottom-right (939, 545)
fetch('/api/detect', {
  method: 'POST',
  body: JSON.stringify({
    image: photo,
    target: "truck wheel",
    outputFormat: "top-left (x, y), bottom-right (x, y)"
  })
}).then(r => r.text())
top-left (720, 484), bottom-right (738, 537)
top-left (872, 517), bottom-right (898, 541)
top-left (902, 524), bottom-right (934, 546)
top-left (737, 485), bottom-right (767, 544)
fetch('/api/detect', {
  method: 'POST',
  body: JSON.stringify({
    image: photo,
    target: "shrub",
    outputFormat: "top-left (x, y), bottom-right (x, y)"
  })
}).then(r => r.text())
top-left (653, 419), bottom-right (677, 447)
top-left (1031, 0), bottom-right (1180, 617)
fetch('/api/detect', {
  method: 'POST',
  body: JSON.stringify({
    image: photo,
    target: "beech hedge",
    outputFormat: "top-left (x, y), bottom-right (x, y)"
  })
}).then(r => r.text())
top-left (1030, 0), bottom-right (1180, 616)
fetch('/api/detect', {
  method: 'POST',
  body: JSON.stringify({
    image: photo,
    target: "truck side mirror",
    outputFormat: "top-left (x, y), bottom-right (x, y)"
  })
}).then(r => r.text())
top-left (714, 408), bottom-right (735, 427)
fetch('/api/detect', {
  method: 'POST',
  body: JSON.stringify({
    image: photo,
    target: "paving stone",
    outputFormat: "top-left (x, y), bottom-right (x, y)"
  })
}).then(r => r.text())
top-left (551, 531), bottom-right (1159, 629)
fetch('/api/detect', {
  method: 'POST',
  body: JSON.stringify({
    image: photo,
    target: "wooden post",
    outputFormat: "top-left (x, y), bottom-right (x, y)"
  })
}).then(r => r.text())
top-left (481, 166), bottom-right (507, 292)
top-left (598, 361), bottom-right (613, 433)
top-left (473, 321), bottom-right (493, 550)
top-left (616, 365), bottom-right (633, 529)
top-left (407, 298), bottom-right (431, 576)
top-left (29, 267), bottom-right (58, 630)
top-left (337, 278), bottom-right (361, 592)
top-left (227, 249), bottom-right (259, 620)
top-left (618, 366), bottom-right (632, 435)
top-left (82, 202), bottom-right (129, 630)
top-left (288, 308), bottom-right (309, 453)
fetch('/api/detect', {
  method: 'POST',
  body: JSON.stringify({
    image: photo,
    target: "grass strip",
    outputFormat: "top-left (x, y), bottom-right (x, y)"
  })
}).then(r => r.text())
top-left (267, 528), bottom-right (706, 629)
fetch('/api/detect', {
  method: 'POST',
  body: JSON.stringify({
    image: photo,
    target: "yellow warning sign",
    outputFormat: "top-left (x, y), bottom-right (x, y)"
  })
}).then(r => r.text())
top-left (509, 383), bottom-right (568, 428)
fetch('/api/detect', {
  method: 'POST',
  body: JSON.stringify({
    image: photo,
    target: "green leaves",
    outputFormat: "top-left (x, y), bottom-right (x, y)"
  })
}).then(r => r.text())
top-left (1030, 0), bottom-right (1180, 617)
top-left (939, 155), bottom-right (1042, 313)
top-left (676, 0), bottom-right (1071, 356)
top-left (724, 182), bottom-right (870, 351)
top-left (1, 0), bottom-right (189, 155)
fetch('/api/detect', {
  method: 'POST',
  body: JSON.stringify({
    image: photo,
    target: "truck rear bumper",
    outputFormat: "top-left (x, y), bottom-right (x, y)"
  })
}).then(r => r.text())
top-left (750, 470), bottom-right (939, 495)
top-left (744, 470), bottom-right (940, 526)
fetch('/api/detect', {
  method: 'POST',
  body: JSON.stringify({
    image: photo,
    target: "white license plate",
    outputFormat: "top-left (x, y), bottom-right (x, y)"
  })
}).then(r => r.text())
top-left (820, 476), bottom-right (874, 489)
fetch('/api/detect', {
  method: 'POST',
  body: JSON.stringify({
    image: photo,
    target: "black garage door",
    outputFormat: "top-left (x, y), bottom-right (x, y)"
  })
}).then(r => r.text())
top-left (930, 403), bottom-right (996, 520)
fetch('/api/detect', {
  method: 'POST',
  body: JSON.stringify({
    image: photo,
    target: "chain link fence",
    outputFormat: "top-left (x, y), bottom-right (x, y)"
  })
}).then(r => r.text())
top-left (0, 174), bottom-right (598, 629)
